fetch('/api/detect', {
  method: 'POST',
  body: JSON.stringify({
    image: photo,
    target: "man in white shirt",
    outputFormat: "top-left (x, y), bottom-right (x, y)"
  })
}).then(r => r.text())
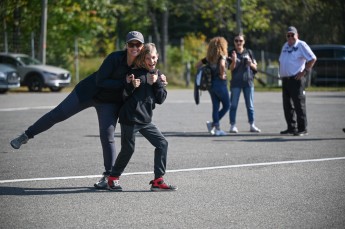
top-left (279, 26), bottom-right (317, 136)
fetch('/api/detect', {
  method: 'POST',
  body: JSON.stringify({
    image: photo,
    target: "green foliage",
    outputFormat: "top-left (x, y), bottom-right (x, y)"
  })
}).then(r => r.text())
top-left (75, 57), bottom-right (103, 82)
top-left (194, 0), bottom-right (236, 35)
top-left (242, 0), bottom-right (271, 32)
top-left (183, 33), bottom-right (208, 62)
top-left (1, 0), bottom-right (120, 68)
top-left (1, 0), bottom-right (344, 88)
top-left (46, 1), bottom-right (118, 67)
top-left (165, 45), bottom-right (186, 86)
top-left (165, 32), bottom-right (208, 87)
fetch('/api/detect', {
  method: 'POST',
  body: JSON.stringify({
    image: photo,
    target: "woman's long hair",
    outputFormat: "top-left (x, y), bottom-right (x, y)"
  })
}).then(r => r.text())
top-left (206, 37), bottom-right (228, 64)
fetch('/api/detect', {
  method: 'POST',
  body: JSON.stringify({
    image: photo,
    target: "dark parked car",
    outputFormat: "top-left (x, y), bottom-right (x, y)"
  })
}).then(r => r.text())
top-left (0, 64), bottom-right (20, 94)
top-left (310, 44), bottom-right (345, 86)
top-left (0, 53), bottom-right (71, 92)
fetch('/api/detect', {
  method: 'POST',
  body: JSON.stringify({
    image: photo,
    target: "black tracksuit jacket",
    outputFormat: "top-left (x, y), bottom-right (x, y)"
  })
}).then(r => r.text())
top-left (118, 68), bottom-right (167, 125)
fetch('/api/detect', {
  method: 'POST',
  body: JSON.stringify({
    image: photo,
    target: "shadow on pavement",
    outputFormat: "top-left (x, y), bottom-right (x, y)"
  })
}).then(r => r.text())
top-left (0, 186), bottom-right (152, 196)
top-left (86, 132), bottom-right (345, 139)
top-left (239, 137), bottom-right (345, 142)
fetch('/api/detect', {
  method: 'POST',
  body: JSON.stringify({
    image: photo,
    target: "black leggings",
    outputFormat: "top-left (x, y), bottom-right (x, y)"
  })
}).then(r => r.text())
top-left (25, 90), bottom-right (121, 174)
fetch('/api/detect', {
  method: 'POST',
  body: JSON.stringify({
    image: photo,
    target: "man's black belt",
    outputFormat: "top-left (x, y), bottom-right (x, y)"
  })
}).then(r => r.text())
top-left (282, 75), bottom-right (297, 79)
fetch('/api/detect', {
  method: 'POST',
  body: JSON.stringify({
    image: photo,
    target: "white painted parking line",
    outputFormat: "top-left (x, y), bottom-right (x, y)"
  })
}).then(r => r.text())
top-left (0, 100), bottom-right (203, 112)
top-left (0, 106), bottom-right (55, 112)
top-left (1, 157), bottom-right (344, 184)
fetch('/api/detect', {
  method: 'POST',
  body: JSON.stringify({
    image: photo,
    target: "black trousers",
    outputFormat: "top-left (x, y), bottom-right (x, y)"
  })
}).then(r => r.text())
top-left (282, 77), bottom-right (307, 131)
top-left (111, 122), bottom-right (168, 179)
top-left (25, 90), bottom-right (120, 174)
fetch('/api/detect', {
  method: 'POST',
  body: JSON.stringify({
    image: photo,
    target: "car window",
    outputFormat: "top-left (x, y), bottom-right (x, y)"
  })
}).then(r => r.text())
top-left (0, 56), bottom-right (19, 67)
top-left (334, 49), bottom-right (345, 59)
top-left (313, 49), bottom-right (334, 58)
top-left (16, 56), bottom-right (41, 65)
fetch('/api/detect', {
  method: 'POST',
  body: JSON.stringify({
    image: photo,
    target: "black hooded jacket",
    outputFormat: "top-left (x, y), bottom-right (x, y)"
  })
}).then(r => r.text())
top-left (118, 68), bottom-right (167, 125)
top-left (74, 50), bottom-right (129, 103)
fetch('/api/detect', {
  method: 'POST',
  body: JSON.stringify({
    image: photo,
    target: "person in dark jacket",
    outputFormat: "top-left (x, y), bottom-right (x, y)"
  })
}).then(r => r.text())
top-left (229, 34), bottom-right (261, 134)
top-left (10, 31), bottom-right (145, 189)
top-left (107, 43), bottom-right (177, 191)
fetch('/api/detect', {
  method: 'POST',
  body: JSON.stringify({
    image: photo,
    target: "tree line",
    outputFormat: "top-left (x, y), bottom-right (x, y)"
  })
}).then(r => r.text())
top-left (1, 0), bottom-right (344, 84)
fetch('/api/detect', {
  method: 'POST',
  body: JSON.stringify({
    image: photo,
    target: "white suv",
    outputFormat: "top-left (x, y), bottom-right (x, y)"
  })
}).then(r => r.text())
top-left (0, 53), bottom-right (71, 92)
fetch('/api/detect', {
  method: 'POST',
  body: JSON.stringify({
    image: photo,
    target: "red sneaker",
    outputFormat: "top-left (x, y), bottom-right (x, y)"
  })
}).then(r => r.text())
top-left (149, 177), bottom-right (177, 191)
top-left (107, 176), bottom-right (122, 191)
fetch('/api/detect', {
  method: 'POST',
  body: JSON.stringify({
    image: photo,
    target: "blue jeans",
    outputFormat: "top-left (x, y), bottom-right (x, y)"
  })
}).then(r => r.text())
top-left (229, 86), bottom-right (255, 125)
top-left (208, 79), bottom-right (230, 128)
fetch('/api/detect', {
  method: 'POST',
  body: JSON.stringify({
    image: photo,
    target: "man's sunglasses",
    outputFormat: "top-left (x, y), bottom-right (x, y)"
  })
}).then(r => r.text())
top-left (234, 39), bottom-right (244, 43)
top-left (127, 42), bottom-right (143, 48)
top-left (286, 34), bottom-right (295, 38)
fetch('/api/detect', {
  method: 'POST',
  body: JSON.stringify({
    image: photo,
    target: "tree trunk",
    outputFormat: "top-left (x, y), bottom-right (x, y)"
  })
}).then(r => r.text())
top-left (161, 6), bottom-right (168, 70)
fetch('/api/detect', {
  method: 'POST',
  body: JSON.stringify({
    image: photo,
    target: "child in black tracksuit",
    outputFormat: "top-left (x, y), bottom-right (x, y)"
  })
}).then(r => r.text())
top-left (107, 43), bottom-right (177, 191)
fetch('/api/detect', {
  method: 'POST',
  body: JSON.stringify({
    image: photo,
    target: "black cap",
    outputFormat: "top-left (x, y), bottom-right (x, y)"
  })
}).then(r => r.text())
top-left (287, 26), bottom-right (298, 34)
top-left (126, 31), bottom-right (144, 43)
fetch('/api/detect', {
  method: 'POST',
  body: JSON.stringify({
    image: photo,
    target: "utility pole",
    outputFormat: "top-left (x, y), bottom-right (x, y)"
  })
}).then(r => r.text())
top-left (39, 0), bottom-right (47, 64)
top-left (13, 2), bottom-right (20, 53)
top-left (3, 17), bottom-right (8, 53)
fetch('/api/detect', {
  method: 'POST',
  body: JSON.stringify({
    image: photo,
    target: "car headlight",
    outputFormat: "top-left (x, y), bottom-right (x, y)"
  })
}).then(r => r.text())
top-left (43, 71), bottom-right (58, 79)
top-left (0, 72), bottom-right (6, 80)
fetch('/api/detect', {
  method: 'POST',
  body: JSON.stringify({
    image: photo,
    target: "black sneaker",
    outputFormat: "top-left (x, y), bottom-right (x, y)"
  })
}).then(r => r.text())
top-left (107, 176), bottom-right (122, 191)
top-left (280, 129), bottom-right (297, 135)
top-left (94, 173), bottom-right (109, 189)
top-left (294, 130), bottom-right (308, 136)
top-left (10, 133), bottom-right (29, 149)
top-left (150, 177), bottom-right (177, 191)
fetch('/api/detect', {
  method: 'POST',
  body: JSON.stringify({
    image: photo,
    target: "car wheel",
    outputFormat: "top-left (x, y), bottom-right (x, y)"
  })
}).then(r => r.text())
top-left (310, 70), bottom-right (317, 86)
top-left (49, 86), bottom-right (63, 92)
top-left (27, 75), bottom-right (43, 92)
top-left (0, 89), bottom-right (9, 94)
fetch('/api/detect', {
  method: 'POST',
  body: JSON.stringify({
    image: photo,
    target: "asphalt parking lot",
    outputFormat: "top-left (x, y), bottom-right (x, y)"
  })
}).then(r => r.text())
top-left (0, 89), bottom-right (345, 228)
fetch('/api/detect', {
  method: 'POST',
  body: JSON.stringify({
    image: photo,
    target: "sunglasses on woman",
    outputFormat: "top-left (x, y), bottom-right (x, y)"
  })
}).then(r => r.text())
top-left (127, 42), bottom-right (143, 48)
